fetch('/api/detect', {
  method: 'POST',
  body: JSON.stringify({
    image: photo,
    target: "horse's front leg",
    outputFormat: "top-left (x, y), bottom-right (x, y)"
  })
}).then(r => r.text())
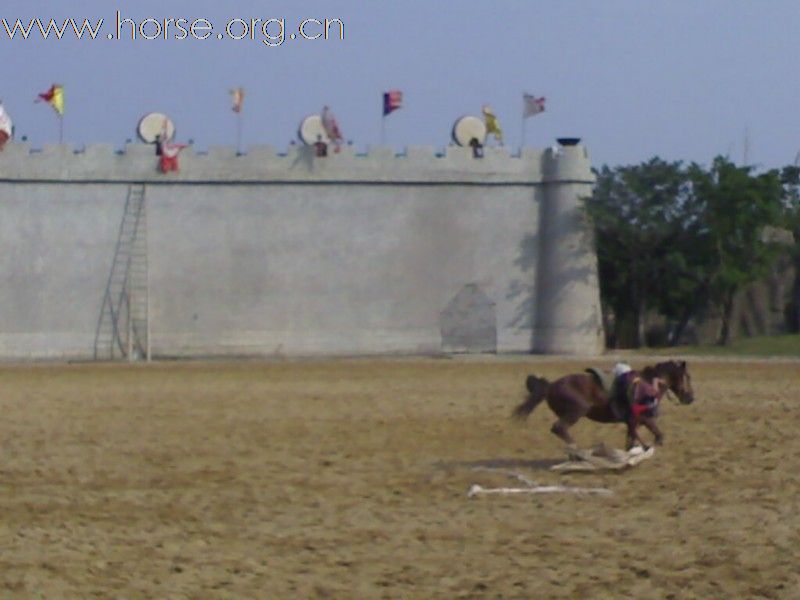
top-left (625, 421), bottom-right (648, 450)
top-left (625, 426), bottom-right (635, 450)
top-left (641, 416), bottom-right (664, 446)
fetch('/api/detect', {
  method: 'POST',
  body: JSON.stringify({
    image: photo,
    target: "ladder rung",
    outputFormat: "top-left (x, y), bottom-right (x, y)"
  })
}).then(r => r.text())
top-left (95, 184), bottom-right (149, 363)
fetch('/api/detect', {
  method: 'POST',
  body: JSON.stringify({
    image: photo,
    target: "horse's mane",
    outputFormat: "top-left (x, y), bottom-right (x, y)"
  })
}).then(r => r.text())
top-left (640, 365), bottom-right (659, 380)
top-left (642, 361), bottom-right (686, 386)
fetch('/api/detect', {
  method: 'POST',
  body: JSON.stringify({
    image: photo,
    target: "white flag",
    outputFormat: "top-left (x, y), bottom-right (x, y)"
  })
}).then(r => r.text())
top-left (0, 103), bottom-right (12, 137)
top-left (523, 94), bottom-right (546, 119)
top-left (321, 106), bottom-right (343, 142)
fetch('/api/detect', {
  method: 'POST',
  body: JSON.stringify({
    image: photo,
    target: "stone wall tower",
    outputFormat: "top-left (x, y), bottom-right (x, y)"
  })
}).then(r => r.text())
top-left (534, 142), bottom-right (604, 354)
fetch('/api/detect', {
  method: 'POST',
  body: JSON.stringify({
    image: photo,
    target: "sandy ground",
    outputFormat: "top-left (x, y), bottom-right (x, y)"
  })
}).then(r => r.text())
top-left (0, 358), bottom-right (798, 599)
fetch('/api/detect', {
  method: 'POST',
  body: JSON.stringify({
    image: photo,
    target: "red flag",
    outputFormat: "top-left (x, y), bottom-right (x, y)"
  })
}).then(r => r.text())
top-left (383, 90), bottom-right (403, 116)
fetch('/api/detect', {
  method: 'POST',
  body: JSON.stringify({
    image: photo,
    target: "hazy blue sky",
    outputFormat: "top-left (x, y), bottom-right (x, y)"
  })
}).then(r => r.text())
top-left (3, 0), bottom-right (799, 168)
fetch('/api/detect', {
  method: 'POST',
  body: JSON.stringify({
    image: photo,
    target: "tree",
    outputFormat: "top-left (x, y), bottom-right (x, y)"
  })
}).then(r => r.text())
top-left (585, 158), bottom-right (701, 347)
top-left (779, 165), bottom-right (800, 332)
top-left (688, 157), bottom-right (785, 345)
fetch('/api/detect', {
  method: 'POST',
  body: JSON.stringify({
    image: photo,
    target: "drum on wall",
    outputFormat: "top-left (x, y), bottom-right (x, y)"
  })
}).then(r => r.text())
top-left (451, 116), bottom-right (487, 147)
top-left (298, 115), bottom-right (331, 145)
top-left (137, 113), bottom-right (175, 144)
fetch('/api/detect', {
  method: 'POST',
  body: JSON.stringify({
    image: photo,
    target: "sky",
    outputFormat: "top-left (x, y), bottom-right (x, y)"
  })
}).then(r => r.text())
top-left (3, 0), bottom-right (800, 169)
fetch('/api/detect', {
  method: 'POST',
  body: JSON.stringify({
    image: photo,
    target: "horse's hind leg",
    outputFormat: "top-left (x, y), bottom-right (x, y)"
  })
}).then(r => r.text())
top-left (551, 417), bottom-right (578, 446)
top-left (547, 386), bottom-right (590, 447)
top-left (550, 397), bottom-right (589, 446)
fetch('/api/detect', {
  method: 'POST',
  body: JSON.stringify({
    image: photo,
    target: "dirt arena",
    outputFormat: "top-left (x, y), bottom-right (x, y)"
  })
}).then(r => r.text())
top-left (0, 358), bottom-right (798, 599)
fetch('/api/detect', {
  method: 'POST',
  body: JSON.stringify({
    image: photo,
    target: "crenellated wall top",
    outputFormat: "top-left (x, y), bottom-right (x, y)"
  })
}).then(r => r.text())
top-left (0, 142), bottom-right (594, 185)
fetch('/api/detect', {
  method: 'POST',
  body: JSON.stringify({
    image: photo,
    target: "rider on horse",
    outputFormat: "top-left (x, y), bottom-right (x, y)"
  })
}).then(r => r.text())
top-left (515, 360), bottom-right (694, 449)
top-left (611, 363), bottom-right (663, 445)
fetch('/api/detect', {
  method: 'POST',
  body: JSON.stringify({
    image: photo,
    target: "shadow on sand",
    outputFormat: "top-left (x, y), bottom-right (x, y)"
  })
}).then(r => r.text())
top-left (435, 457), bottom-right (563, 472)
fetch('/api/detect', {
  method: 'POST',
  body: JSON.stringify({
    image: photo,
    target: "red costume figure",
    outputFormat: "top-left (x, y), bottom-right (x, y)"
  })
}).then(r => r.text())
top-left (0, 102), bottom-right (12, 152)
top-left (159, 140), bottom-right (187, 173)
top-left (156, 119), bottom-right (187, 173)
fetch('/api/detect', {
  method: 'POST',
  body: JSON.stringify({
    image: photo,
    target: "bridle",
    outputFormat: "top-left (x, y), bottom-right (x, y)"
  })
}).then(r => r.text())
top-left (651, 371), bottom-right (683, 406)
top-left (664, 387), bottom-right (682, 405)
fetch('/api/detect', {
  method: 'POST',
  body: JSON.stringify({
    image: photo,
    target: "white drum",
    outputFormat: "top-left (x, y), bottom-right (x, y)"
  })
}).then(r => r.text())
top-left (298, 115), bottom-right (331, 145)
top-left (452, 116), bottom-right (487, 147)
top-left (137, 113), bottom-right (175, 144)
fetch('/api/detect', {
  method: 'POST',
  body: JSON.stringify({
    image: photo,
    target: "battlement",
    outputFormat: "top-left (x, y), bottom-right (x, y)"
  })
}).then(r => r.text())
top-left (0, 142), bottom-right (594, 185)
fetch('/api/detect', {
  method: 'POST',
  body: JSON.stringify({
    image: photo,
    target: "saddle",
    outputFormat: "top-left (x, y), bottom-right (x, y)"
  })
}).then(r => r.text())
top-left (585, 367), bottom-right (628, 422)
top-left (585, 367), bottom-right (615, 394)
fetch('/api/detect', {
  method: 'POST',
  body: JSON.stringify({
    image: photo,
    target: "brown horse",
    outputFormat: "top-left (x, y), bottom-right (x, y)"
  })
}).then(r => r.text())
top-left (512, 361), bottom-right (695, 449)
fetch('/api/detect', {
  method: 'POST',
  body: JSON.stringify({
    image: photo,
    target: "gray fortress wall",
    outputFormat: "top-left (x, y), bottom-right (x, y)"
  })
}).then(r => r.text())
top-left (0, 142), bottom-right (603, 360)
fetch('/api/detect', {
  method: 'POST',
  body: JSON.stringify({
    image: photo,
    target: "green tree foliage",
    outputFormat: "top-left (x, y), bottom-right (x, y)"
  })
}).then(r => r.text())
top-left (689, 157), bottom-right (784, 345)
top-left (586, 156), bottom-right (785, 348)
top-left (778, 165), bottom-right (800, 332)
top-left (585, 158), bottom-right (703, 347)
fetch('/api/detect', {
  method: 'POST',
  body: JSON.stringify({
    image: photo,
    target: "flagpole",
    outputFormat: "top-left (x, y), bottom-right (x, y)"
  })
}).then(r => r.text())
top-left (231, 88), bottom-right (245, 155)
top-left (59, 114), bottom-right (64, 145)
top-left (236, 111), bottom-right (243, 155)
top-left (381, 91), bottom-right (387, 145)
top-left (520, 93), bottom-right (526, 153)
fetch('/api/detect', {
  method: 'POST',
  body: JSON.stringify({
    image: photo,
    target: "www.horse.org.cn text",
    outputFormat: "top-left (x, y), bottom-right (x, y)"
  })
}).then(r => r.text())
top-left (0, 13), bottom-right (345, 47)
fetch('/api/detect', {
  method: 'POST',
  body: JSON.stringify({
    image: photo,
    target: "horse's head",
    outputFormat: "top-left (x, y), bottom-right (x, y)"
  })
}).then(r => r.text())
top-left (652, 360), bottom-right (695, 405)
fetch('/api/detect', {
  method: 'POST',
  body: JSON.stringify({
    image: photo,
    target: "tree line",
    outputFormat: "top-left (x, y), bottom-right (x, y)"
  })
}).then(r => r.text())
top-left (583, 156), bottom-right (800, 347)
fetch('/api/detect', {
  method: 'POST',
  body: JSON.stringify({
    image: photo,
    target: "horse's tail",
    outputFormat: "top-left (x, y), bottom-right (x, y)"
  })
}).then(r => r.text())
top-left (512, 375), bottom-right (550, 420)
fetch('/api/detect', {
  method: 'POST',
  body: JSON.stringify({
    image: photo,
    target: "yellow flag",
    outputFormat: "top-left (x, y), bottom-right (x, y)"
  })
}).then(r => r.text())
top-left (482, 105), bottom-right (503, 143)
top-left (231, 87), bottom-right (244, 114)
top-left (38, 84), bottom-right (64, 116)
top-left (51, 86), bottom-right (64, 115)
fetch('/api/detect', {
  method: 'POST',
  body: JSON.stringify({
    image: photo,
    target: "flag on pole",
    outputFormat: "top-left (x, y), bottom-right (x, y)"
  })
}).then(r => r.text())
top-left (37, 84), bottom-right (65, 116)
top-left (231, 87), bottom-right (245, 113)
top-left (482, 104), bottom-right (504, 143)
top-left (321, 106), bottom-right (343, 140)
top-left (383, 90), bottom-right (403, 116)
top-left (321, 105), bottom-right (344, 152)
top-left (523, 93), bottom-right (546, 118)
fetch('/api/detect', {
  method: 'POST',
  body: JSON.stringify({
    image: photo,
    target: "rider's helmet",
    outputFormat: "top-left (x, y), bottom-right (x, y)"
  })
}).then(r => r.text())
top-left (613, 362), bottom-right (633, 378)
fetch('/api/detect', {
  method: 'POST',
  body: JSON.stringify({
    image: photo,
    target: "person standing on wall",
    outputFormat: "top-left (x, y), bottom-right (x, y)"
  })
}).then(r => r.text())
top-left (314, 134), bottom-right (328, 157)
